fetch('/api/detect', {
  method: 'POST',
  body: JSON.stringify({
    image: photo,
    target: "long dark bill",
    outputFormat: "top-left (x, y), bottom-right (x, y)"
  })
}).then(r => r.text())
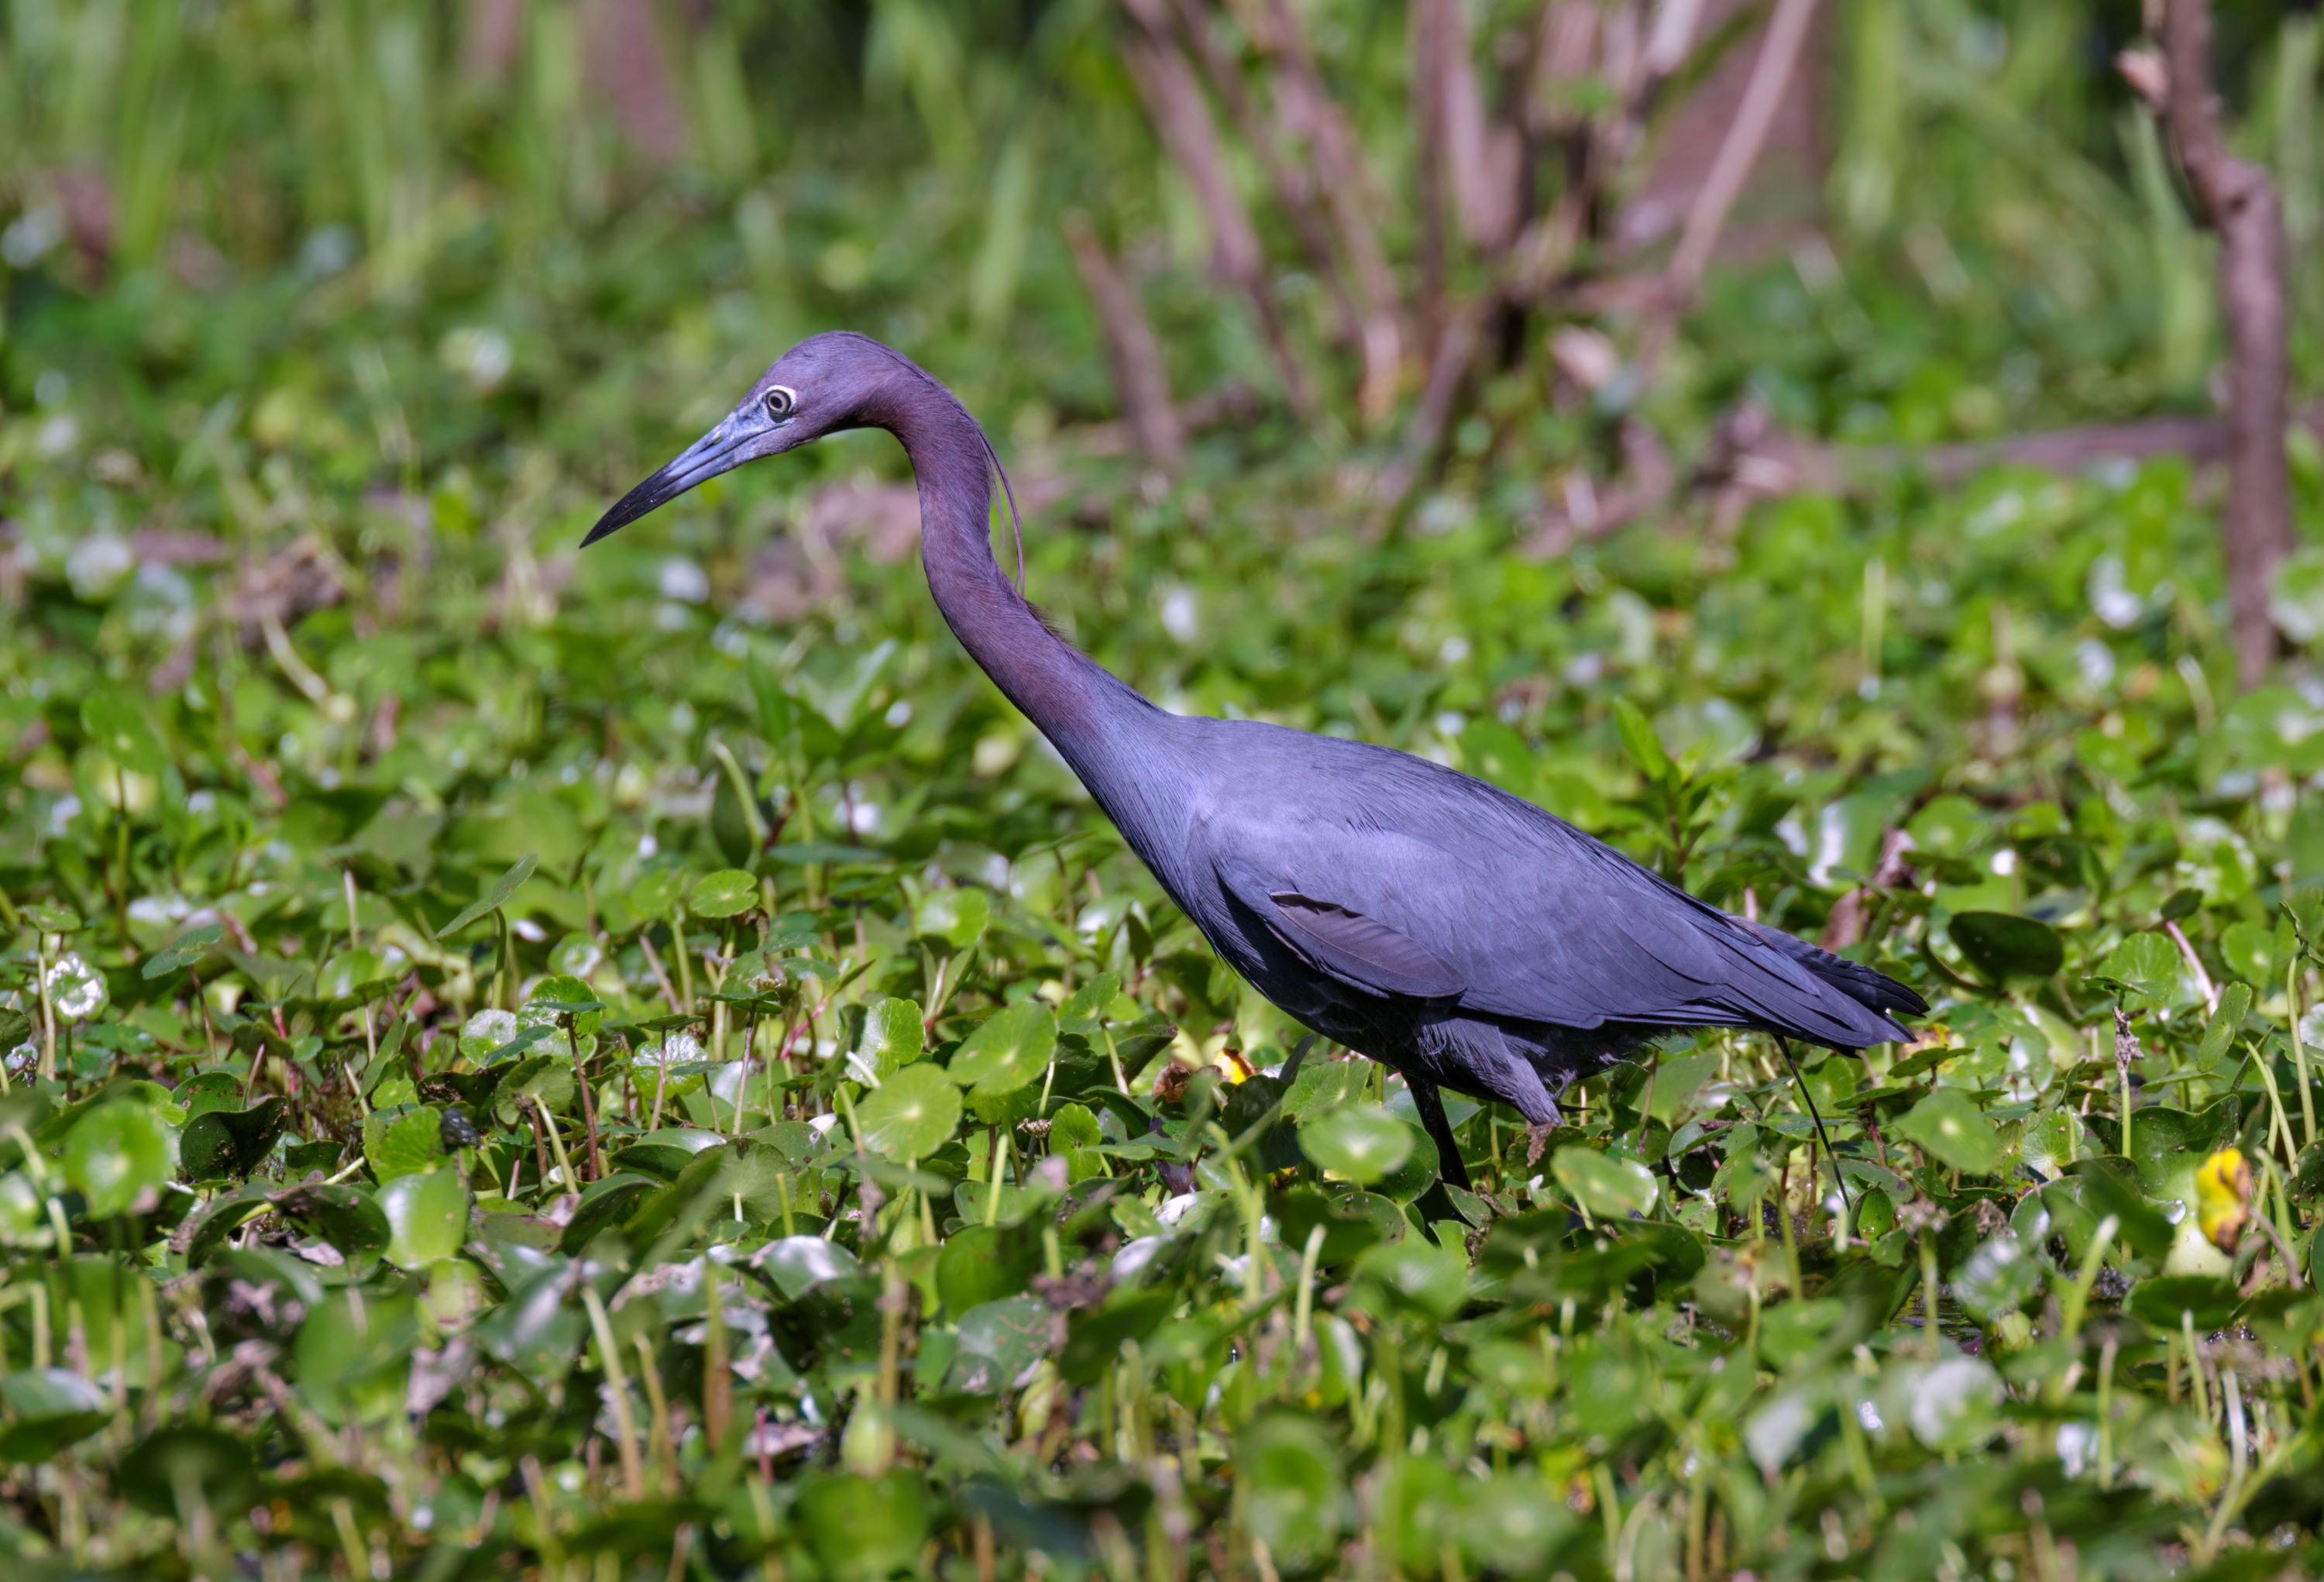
top-left (581, 416), bottom-right (759, 547)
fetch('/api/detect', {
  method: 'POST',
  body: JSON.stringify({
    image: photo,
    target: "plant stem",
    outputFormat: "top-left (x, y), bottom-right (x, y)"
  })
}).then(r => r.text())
top-left (36, 934), bottom-right (57, 1082)
top-left (2288, 954), bottom-right (2317, 1148)
top-left (581, 1285), bottom-right (646, 1498)
top-left (669, 910), bottom-right (695, 1012)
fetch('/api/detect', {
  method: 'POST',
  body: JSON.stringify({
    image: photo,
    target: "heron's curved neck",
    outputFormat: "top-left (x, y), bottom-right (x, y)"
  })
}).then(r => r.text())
top-left (881, 380), bottom-right (1143, 761)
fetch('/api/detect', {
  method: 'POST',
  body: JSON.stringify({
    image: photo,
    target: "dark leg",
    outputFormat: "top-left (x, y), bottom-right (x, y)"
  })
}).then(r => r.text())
top-left (1277, 1033), bottom-right (1318, 1086)
top-left (1409, 1077), bottom-right (1471, 1193)
top-left (1776, 1036), bottom-right (1852, 1217)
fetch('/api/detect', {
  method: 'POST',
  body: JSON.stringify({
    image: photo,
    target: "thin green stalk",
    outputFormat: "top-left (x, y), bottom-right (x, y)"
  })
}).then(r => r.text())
top-left (669, 911), bottom-right (695, 1012)
top-left (1919, 1232), bottom-right (1942, 1360)
top-left (2288, 954), bottom-right (2317, 1149)
top-left (2183, 1309), bottom-right (2211, 1422)
top-left (2096, 1335), bottom-right (2118, 1487)
top-left (1291, 1223), bottom-right (1325, 1358)
top-left (2251, 1040), bottom-right (2298, 1164)
top-left (36, 933), bottom-right (57, 1082)
top-left (984, 1126), bottom-right (1004, 1227)
top-left (581, 1285), bottom-right (646, 1499)
top-left (535, 1099), bottom-right (579, 1193)
top-left (2058, 1214), bottom-right (2120, 1351)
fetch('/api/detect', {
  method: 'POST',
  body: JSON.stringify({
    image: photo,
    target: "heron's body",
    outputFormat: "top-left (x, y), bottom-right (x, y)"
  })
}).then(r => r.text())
top-left (590, 332), bottom-right (1924, 1188)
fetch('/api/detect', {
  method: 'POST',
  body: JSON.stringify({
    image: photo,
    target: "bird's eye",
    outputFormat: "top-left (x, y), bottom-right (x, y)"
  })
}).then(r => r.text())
top-left (764, 385), bottom-right (797, 421)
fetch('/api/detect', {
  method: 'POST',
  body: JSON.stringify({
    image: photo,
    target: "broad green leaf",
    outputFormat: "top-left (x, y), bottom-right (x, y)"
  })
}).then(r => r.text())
top-left (271, 1183), bottom-right (392, 1263)
top-left (627, 868), bottom-right (686, 919)
top-left (523, 975), bottom-right (603, 1038)
top-left (1612, 697), bottom-right (1671, 781)
top-left (1236, 1414), bottom-right (1347, 1568)
top-left (947, 1294), bottom-right (1050, 1393)
top-left (795, 1470), bottom-right (928, 1580)
top-left (141, 923), bottom-right (222, 981)
top-left (2091, 932), bottom-right (2189, 1007)
top-left (917, 888), bottom-right (991, 951)
top-left (688, 868), bottom-right (758, 918)
top-left (438, 855), bottom-right (538, 937)
top-left (1552, 1147), bottom-right (1659, 1219)
top-left (856, 1064), bottom-right (960, 1162)
top-left (1894, 1088), bottom-right (1999, 1174)
top-left (1353, 1236), bottom-right (1467, 1320)
top-left (947, 1003), bottom-right (1055, 1097)
top-left (459, 1008), bottom-right (521, 1061)
top-left (379, 1167), bottom-right (471, 1269)
top-left (2195, 982), bottom-right (2255, 1068)
top-left (1952, 1229), bottom-right (2040, 1322)
top-left (2289, 889), bottom-right (2324, 954)
top-left (1299, 1106), bottom-right (1414, 1186)
top-left (363, 1106), bottom-right (445, 1181)
top-left (180, 1097), bottom-right (286, 1184)
top-left (854, 996), bottom-right (924, 1080)
top-left (81, 690), bottom-right (169, 776)
top-left (62, 1100), bottom-right (177, 1216)
top-left (936, 1224), bottom-right (1041, 1313)
top-left (1947, 911), bottom-right (2064, 981)
top-left (0, 1369), bottom-right (112, 1460)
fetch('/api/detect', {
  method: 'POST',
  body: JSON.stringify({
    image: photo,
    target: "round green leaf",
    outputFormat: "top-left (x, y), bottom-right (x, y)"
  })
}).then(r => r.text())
top-left (271, 1183), bottom-right (392, 1263)
top-left (856, 1064), bottom-right (961, 1162)
top-left (626, 867), bottom-right (686, 919)
top-left (853, 996), bottom-right (924, 1081)
top-left (796, 1470), bottom-right (928, 1580)
top-left (688, 868), bottom-right (758, 919)
top-left (118, 1424), bottom-right (258, 1518)
top-left (947, 1003), bottom-right (1055, 1097)
top-left (917, 888), bottom-right (991, 951)
top-left (0, 1369), bottom-right (112, 1460)
top-left (81, 690), bottom-right (169, 776)
top-left (1551, 1147), bottom-right (1659, 1219)
top-left (523, 975), bottom-right (604, 1037)
top-left (2092, 932), bottom-right (2193, 1009)
top-left (935, 1224), bottom-right (1040, 1312)
top-left (180, 1097), bottom-right (287, 1184)
top-left (1236, 1414), bottom-right (1346, 1569)
top-left (1357, 1236), bottom-right (1459, 1319)
top-left (1953, 1229), bottom-right (2040, 1322)
top-left (363, 1106), bottom-right (446, 1181)
top-left (62, 1100), bottom-right (177, 1217)
top-left (1894, 1088), bottom-right (2000, 1174)
top-left (1299, 1105), bottom-right (1414, 1186)
top-left (378, 1167), bottom-right (471, 1270)
top-left (1947, 912), bottom-right (2063, 982)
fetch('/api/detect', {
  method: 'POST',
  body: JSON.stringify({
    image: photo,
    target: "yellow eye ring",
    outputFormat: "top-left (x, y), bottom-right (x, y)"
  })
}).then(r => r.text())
top-left (764, 384), bottom-right (797, 420)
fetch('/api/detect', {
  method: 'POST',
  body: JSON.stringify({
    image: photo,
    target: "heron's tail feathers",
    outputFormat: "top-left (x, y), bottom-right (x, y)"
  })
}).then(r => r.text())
top-left (1740, 920), bottom-right (1927, 1038)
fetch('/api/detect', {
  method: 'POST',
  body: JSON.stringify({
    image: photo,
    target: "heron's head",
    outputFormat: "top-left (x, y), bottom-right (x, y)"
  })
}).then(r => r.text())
top-left (583, 332), bottom-right (907, 547)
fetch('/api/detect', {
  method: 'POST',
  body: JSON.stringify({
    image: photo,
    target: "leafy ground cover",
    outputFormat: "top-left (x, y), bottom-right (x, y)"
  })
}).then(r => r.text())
top-left (7, 292), bottom-right (2324, 1577)
top-left (7, 5), bottom-right (2324, 1580)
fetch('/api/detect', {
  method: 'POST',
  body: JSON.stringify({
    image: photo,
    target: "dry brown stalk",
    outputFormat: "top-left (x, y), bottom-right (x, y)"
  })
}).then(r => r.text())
top-left (1119, 18), bottom-right (1315, 415)
top-left (2133, 0), bottom-right (2297, 687)
top-left (1063, 214), bottom-right (1186, 471)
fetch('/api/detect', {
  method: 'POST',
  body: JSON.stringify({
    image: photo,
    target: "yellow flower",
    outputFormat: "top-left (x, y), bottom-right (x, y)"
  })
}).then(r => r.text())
top-left (2195, 1147), bottom-right (2252, 1254)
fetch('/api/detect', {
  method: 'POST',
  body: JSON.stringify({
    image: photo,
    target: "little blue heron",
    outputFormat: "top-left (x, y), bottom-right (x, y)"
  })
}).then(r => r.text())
top-left (586, 332), bottom-right (1924, 1192)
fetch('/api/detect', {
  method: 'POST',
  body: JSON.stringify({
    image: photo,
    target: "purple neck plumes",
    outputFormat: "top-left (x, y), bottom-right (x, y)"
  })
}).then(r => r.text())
top-left (858, 353), bottom-right (1154, 773)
